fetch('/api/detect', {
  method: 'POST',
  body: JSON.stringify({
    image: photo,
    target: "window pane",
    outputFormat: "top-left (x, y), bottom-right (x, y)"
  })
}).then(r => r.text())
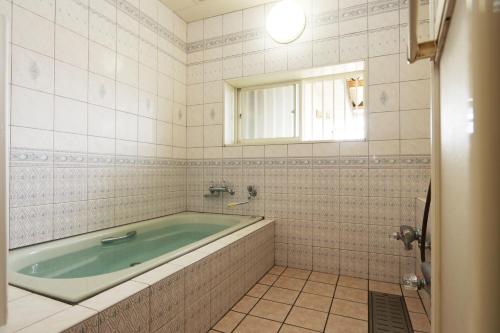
top-left (239, 85), bottom-right (296, 140)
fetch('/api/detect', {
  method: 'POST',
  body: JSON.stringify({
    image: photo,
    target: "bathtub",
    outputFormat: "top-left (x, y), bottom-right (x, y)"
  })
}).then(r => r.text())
top-left (8, 212), bottom-right (263, 304)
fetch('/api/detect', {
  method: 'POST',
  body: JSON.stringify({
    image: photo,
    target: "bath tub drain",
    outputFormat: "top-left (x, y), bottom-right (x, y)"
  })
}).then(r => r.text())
top-left (129, 262), bottom-right (141, 267)
top-left (369, 291), bottom-right (413, 333)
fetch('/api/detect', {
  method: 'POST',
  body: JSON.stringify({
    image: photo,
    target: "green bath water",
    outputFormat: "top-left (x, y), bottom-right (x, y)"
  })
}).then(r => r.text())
top-left (18, 223), bottom-right (227, 279)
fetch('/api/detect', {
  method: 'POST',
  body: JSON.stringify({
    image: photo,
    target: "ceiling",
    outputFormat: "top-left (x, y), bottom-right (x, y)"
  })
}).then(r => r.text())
top-left (161, 0), bottom-right (277, 22)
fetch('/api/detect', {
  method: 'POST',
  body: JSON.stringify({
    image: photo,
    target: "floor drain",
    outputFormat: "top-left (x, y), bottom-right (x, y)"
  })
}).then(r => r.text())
top-left (129, 262), bottom-right (141, 267)
top-left (369, 291), bottom-right (414, 333)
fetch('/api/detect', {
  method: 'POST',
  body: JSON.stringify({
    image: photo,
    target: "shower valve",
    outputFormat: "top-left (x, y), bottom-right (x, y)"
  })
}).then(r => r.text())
top-left (390, 225), bottom-right (422, 251)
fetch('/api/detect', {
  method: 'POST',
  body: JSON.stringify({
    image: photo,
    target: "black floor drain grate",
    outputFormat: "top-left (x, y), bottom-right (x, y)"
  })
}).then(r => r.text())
top-left (369, 291), bottom-right (414, 333)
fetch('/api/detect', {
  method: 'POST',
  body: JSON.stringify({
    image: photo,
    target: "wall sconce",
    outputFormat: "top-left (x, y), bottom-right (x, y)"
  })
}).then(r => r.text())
top-left (347, 78), bottom-right (364, 111)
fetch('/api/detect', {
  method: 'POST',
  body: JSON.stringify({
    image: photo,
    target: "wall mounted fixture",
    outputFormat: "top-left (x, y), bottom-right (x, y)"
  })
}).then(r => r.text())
top-left (266, 0), bottom-right (306, 44)
top-left (204, 181), bottom-right (235, 197)
top-left (227, 185), bottom-right (257, 208)
top-left (347, 78), bottom-right (364, 111)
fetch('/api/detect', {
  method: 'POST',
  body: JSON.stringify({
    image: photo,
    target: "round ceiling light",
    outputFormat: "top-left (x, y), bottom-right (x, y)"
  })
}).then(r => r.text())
top-left (266, 0), bottom-right (306, 44)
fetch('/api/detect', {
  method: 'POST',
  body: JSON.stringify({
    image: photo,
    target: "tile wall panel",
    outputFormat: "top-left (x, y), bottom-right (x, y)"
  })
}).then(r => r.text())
top-left (7, 0), bottom-right (187, 248)
top-left (185, 0), bottom-right (432, 283)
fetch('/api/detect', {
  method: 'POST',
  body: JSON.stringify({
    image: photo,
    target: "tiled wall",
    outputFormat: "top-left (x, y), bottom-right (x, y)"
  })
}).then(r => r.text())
top-left (185, 0), bottom-right (432, 283)
top-left (3, 0), bottom-right (188, 248)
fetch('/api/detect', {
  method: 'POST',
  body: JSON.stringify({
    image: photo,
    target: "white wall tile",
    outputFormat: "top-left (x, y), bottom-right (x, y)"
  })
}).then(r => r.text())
top-left (157, 121), bottom-right (173, 146)
top-left (11, 126), bottom-right (53, 150)
top-left (116, 55), bottom-right (138, 87)
top-left (368, 111), bottom-right (399, 140)
top-left (54, 96), bottom-right (87, 134)
top-left (12, 46), bottom-right (54, 94)
top-left (399, 53), bottom-right (430, 81)
top-left (400, 80), bottom-right (430, 110)
top-left (368, 26), bottom-right (399, 57)
top-left (11, 86), bottom-right (54, 130)
top-left (265, 47), bottom-right (287, 73)
top-left (138, 116), bottom-right (156, 144)
top-left (116, 111), bottom-right (138, 141)
top-left (88, 73), bottom-right (115, 109)
top-left (203, 125), bottom-right (223, 147)
top-left (288, 42), bottom-right (313, 70)
top-left (89, 42), bottom-right (116, 79)
top-left (340, 32), bottom-right (367, 62)
top-left (116, 82), bottom-right (139, 114)
top-left (88, 105), bottom-right (115, 138)
top-left (243, 52), bottom-right (265, 76)
top-left (138, 91), bottom-right (157, 118)
top-left (187, 126), bottom-right (203, 148)
top-left (368, 54), bottom-right (399, 85)
top-left (55, 61), bottom-right (88, 101)
top-left (400, 109), bottom-right (430, 139)
top-left (54, 132), bottom-right (87, 152)
top-left (55, 25), bottom-right (88, 70)
top-left (56, 0), bottom-right (89, 37)
top-left (14, 0), bottom-right (55, 21)
top-left (13, 5), bottom-right (54, 57)
top-left (313, 38), bottom-right (339, 67)
top-left (368, 83), bottom-right (399, 112)
top-left (88, 136), bottom-right (115, 155)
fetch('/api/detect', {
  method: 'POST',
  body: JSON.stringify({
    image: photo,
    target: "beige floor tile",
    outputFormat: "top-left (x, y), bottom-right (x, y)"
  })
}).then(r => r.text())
top-left (308, 272), bottom-right (338, 285)
top-left (303, 281), bottom-right (336, 297)
top-left (234, 315), bottom-right (281, 333)
top-left (250, 299), bottom-right (292, 322)
top-left (247, 284), bottom-right (271, 298)
top-left (324, 314), bottom-right (368, 333)
top-left (368, 281), bottom-right (402, 295)
top-left (338, 276), bottom-right (368, 290)
top-left (232, 296), bottom-right (260, 313)
top-left (409, 312), bottom-right (431, 332)
top-left (334, 286), bottom-right (368, 304)
top-left (213, 311), bottom-right (246, 332)
top-left (285, 306), bottom-right (328, 332)
top-left (269, 266), bottom-right (287, 275)
top-left (330, 299), bottom-right (368, 320)
top-left (260, 274), bottom-right (280, 286)
top-left (282, 268), bottom-right (311, 280)
top-left (263, 287), bottom-right (300, 305)
top-left (274, 276), bottom-right (306, 291)
top-left (279, 324), bottom-right (317, 333)
top-left (295, 292), bottom-right (332, 312)
top-left (405, 297), bottom-right (426, 314)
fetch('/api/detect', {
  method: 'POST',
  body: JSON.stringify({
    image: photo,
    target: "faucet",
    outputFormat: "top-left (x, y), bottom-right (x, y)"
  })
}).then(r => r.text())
top-left (227, 185), bottom-right (257, 208)
top-left (390, 225), bottom-right (422, 250)
top-left (205, 181), bottom-right (235, 197)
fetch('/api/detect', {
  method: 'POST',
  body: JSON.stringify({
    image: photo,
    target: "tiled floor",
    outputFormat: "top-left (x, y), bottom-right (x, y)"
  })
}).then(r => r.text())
top-left (209, 266), bottom-right (431, 333)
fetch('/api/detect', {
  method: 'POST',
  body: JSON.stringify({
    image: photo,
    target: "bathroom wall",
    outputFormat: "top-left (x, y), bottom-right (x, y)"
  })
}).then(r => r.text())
top-left (4, 0), bottom-right (188, 248)
top-left (185, 0), bottom-right (432, 283)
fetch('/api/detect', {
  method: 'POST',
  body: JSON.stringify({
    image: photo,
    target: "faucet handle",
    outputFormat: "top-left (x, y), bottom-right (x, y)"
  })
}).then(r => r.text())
top-left (389, 232), bottom-right (401, 240)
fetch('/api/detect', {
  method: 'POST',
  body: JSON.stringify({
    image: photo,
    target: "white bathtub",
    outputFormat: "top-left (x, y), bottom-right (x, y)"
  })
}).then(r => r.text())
top-left (8, 212), bottom-right (263, 303)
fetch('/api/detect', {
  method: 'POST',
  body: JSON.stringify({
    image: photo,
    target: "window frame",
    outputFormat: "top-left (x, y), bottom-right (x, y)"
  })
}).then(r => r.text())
top-left (232, 70), bottom-right (366, 145)
top-left (235, 81), bottom-right (301, 145)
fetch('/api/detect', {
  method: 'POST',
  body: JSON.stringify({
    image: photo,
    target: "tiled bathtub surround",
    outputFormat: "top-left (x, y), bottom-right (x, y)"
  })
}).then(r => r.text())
top-left (5, 0), bottom-right (188, 248)
top-left (5, 219), bottom-right (274, 332)
top-left (185, 0), bottom-right (432, 283)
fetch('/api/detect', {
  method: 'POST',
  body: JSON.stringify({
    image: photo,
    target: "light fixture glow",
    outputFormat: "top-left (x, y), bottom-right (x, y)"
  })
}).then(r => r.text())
top-left (266, 0), bottom-right (306, 44)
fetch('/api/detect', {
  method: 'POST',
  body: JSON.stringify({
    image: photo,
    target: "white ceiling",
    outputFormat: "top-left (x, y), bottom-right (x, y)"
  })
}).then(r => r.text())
top-left (160, 0), bottom-right (277, 22)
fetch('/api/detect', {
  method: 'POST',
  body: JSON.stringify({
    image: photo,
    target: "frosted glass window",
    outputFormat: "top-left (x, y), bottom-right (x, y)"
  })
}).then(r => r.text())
top-left (303, 77), bottom-right (365, 141)
top-left (230, 71), bottom-right (365, 144)
top-left (238, 84), bottom-right (298, 141)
